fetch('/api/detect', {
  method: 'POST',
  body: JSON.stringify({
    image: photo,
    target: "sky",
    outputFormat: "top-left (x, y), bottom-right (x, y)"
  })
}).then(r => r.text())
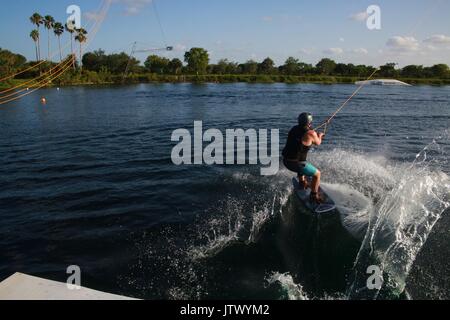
top-left (1, 0), bottom-right (450, 67)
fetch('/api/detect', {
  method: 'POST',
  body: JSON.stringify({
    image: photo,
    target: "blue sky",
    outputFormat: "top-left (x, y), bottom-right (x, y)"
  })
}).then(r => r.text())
top-left (1, 0), bottom-right (450, 67)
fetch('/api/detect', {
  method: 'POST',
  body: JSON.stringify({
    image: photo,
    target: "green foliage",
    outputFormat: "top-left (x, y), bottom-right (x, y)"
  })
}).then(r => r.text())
top-left (0, 48), bottom-right (27, 77)
top-left (184, 47), bottom-right (209, 74)
top-left (43, 15), bottom-right (55, 30)
top-left (82, 50), bottom-right (105, 72)
top-left (280, 57), bottom-right (300, 75)
top-left (209, 59), bottom-right (240, 75)
top-left (74, 47), bottom-right (450, 81)
top-left (428, 64), bottom-right (449, 78)
top-left (401, 65), bottom-right (424, 78)
top-left (239, 60), bottom-right (258, 74)
top-left (30, 30), bottom-right (40, 42)
top-left (53, 22), bottom-right (64, 36)
top-left (74, 28), bottom-right (87, 44)
top-left (3, 35), bottom-right (450, 89)
top-left (258, 57), bottom-right (276, 74)
top-left (379, 63), bottom-right (398, 77)
top-left (29, 13), bottom-right (43, 28)
top-left (316, 58), bottom-right (336, 75)
top-left (145, 55), bottom-right (170, 74)
top-left (82, 50), bottom-right (139, 74)
top-left (167, 58), bottom-right (183, 74)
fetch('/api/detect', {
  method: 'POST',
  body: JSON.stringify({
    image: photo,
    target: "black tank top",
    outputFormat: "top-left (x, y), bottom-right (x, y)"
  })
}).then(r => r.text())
top-left (282, 125), bottom-right (311, 162)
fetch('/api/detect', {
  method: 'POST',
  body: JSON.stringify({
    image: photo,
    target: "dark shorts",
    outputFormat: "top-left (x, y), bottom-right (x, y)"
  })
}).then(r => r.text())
top-left (283, 159), bottom-right (318, 177)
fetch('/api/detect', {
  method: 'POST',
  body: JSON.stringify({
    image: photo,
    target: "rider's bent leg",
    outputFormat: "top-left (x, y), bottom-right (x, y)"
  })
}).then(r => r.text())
top-left (299, 175), bottom-right (308, 189)
top-left (311, 169), bottom-right (321, 194)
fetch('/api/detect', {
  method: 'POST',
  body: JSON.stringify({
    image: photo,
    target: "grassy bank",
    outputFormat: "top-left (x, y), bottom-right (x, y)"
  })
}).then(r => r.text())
top-left (2, 73), bottom-right (450, 89)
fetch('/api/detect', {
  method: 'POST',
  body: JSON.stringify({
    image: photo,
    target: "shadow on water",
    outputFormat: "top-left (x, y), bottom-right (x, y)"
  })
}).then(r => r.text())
top-left (197, 194), bottom-right (361, 299)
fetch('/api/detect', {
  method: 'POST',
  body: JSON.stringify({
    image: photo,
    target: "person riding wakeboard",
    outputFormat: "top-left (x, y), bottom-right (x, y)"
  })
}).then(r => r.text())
top-left (282, 113), bottom-right (325, 204)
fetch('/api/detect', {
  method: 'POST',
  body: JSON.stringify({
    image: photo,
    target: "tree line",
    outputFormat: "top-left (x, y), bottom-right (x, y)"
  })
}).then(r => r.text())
top-left (82, 48), bottom-right (450, 79)
top-left (1, 37), bottom-right (450, 80)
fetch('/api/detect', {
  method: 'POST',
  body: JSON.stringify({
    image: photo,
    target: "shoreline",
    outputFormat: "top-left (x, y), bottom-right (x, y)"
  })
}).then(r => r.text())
top-left (1, 74), bottom-right (450, 90)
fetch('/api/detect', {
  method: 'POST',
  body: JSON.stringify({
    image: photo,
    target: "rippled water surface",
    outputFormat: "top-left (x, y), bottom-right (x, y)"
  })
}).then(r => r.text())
top-left (0, 83), bottom-right (449, 299)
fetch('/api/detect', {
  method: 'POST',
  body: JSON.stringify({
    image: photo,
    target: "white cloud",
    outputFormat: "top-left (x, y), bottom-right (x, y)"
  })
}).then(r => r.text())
top-left (352, 48), bottom-right (369, 55)
top-left (339, 37), bottom-right (345, 42)
top-left (386, 36), bottom-right (420, 51)
top-left (262, 16), bottom-right (273, 22)
top-left (350, 11), bottom-right (368, 22)
top-left (323, 47), bottom-right (343, 55)
top-left (423, 34), bottom-right (450, 45)
top-left (114, 0), bottom-right (152, 16)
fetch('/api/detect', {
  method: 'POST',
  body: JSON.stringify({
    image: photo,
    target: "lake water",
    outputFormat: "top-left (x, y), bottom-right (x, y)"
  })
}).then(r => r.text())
top-left (0, 83), bottom-right (449, 299)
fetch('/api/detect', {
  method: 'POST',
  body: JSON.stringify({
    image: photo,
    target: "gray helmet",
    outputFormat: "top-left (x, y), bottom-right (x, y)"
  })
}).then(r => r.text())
top-left (298, 112), bottom-right (313, 128)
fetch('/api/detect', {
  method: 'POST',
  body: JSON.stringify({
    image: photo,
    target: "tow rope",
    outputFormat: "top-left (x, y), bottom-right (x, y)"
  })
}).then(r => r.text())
top-left (315, 68), bottom-right (379, 132)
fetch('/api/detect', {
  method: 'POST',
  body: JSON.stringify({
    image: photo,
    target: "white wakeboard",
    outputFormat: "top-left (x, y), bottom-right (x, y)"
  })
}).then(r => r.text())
top-left (292, 177), bottom-right (337, 214)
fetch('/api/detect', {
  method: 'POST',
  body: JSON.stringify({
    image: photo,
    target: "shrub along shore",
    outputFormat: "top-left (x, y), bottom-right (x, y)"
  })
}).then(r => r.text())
top-left (1, 73), bottom-right (449, 91)
top-left (2, 46), bottom-right (450, 89)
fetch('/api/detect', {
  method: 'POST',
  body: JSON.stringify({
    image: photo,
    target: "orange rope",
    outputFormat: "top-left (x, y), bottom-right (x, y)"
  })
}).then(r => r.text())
top-left (0, 56), bottom-right (74, 101)
top-left (0, 60), bottom-right (47, 83)
top-left (0, 31), bottom-right (77, 84)
top-left (0, 0), bottom-right (111, 106)
top-left (0, 0), bottom-right (106, 83)
top-left (0, 56), bottom-right (75, 105)
top-left (0, 55), bottom-right (75, 95)
top-left (315, 68), bottom-right (379, 131)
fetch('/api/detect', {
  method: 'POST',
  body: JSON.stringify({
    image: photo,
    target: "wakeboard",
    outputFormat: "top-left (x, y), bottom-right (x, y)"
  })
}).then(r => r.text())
top-left (292, 177), bottom-right (337, 214)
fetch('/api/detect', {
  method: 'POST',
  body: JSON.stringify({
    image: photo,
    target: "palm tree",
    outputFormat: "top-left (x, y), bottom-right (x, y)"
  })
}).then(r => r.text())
top-left (29, 13), bottom-right (43, 61)
top-left (65, 22), bottom-right (75, 55)
top-left (53, 22), bottom-right (64, 61)
top-left (75, 28), bottom-right (88, 71)
top-left (43, 15), bottom-right (55, 61)
top-left (65, 22), bottom-right (76, 69)
top-left (30, 30), bottom-right (40, 62)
